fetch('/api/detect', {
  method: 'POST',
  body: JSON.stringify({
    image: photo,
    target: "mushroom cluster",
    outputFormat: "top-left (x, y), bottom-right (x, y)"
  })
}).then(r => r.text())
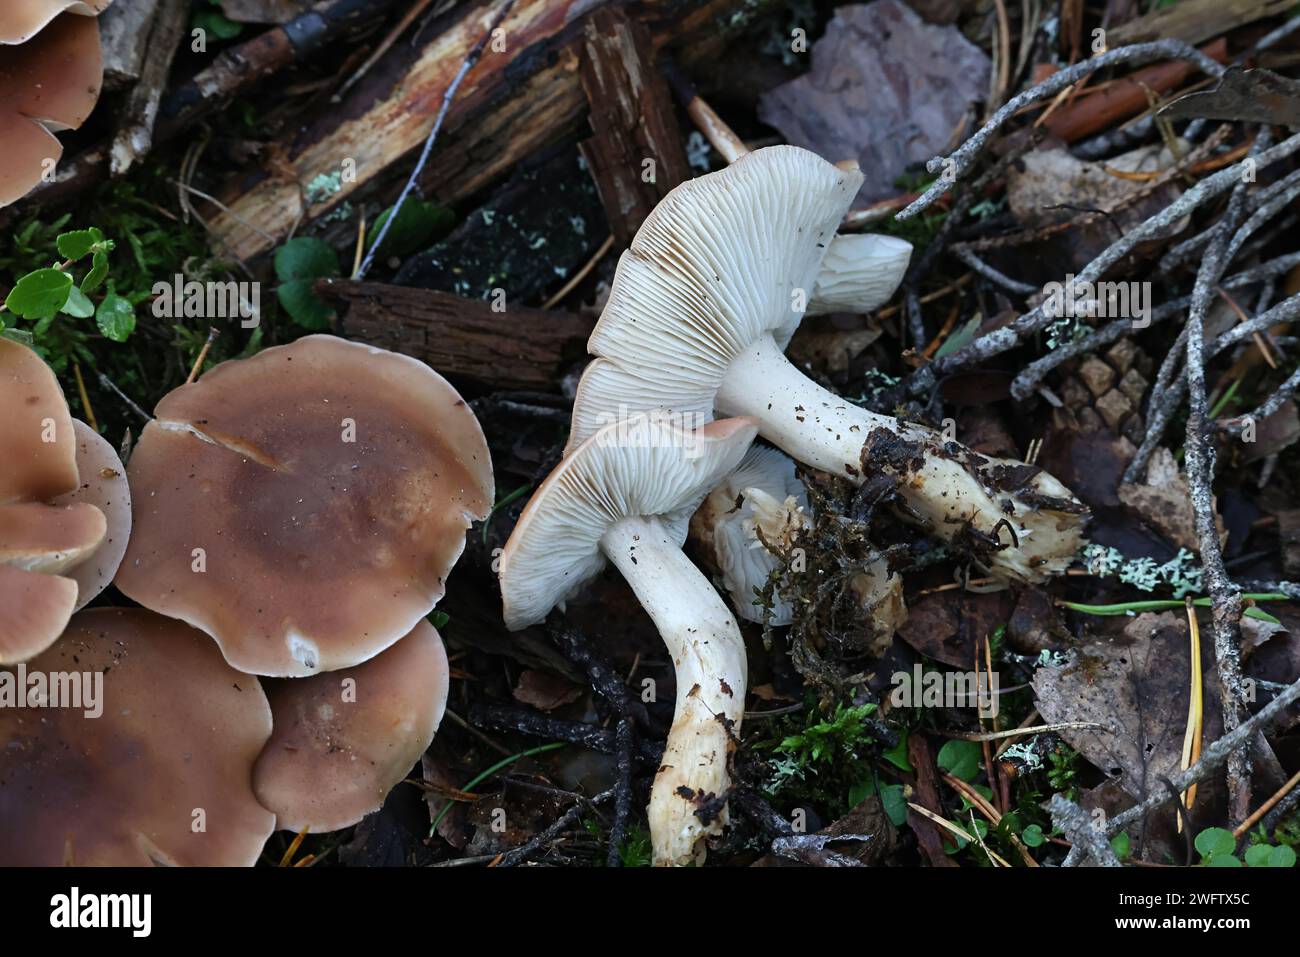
top-left (0, 336), bottom-right (130, 663)
top-left (499, 146), bottom-right (931, 866)
top-left (114, 334), bottom-right (493, 834)
top-left (503, 144), bottom-right (1084, 865)
top-left (2, 334), bottom-right (491, 862)
top-left (569, 146), bottom-right (1087, 582)
top-left (0, 1), bottom-right (113, 207)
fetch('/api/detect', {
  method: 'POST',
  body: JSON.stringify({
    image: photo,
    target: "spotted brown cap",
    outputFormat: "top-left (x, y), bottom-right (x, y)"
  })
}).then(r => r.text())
top-left (0, 607), bottom-right (276, 866)
top-left (0, 337), bottom-right (78, 503)
top-left (116, 335), bottom-right (493, 677)
top-left (253, 620), bottom-right (450, 833)
top-left (0, 13), bottom-right (106, 207)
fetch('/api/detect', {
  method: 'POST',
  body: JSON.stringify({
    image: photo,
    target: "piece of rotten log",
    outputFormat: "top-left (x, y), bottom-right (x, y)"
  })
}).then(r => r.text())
top-left (577, 7), bottom-right (690, 247)
top-left (207, 0), bottom-right (774, 262)
top-left (99, 0), bottom-right (160, 91)
top-left (1108, 0), bottom-right (1293, 46)
top-left (1044, 38), bottom-right (1228, 142)
top-left (110, 0), bottom-right (188, 177)
top-left (316, 278), bottom-right (593, 389)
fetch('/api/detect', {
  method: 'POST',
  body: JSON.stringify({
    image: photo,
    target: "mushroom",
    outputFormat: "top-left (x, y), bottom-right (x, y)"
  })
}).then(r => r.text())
top-left (0, 337), bottom-right (118, 663)
top-left (567, 146), bottom-right (1086, 582)
top-left (692, 446), bottom-right (907, 650)
top-left (690, 445), bottom-right (809, 625)
top-left (0, 0), bottom-right (112, 45)
top-left (253, 620), bottom-right (450, 833)
top-left (0, 607), bottom-right (276, 866)
top-left (115, 334), bottom-right (493, 677)
top-left (0, 11), bottom-right (107, 207)
top-left (51, 419), bottom-right (132, 609)
top-left (808, 232), bottom-right (915, 316)
top-left (499, 413), bottom-right (758, 866)
top-left (0, 335), bottom-right (79, 504)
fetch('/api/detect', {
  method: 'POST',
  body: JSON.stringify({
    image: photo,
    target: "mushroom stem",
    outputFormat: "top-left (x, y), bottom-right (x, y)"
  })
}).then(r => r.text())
top-left (600, 513), bottom-right (747, 867)
top-left (715, 335), bottom-right (1085, 581)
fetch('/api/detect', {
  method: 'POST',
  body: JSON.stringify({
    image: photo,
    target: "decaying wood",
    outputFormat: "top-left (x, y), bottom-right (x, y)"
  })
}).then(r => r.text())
top-left (206, 0), bottom-right (772, 262)
top-left (577, 7), bottom-right (690, 247)
top-left (110, 0), bottom-right (188, 177)
top-left (98, 0), bottom-right (160, 90)
top-left (1108, 0), bottom-right (1294, 46)
top-left (316, 278), bottom-right (593, 389)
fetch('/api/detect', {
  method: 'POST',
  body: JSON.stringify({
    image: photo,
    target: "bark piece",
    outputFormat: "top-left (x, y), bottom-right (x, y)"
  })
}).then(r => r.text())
top-left (318, 278), bottom-right (594, 390)
top-left (577, 7), bottom-right (690, 247)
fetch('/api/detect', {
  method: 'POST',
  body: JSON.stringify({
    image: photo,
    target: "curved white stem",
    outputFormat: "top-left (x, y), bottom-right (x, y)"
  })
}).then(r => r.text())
top-left (601, 514), bottom-right (747, 867)
top-left (716, 335), bottom-right (1085, 581)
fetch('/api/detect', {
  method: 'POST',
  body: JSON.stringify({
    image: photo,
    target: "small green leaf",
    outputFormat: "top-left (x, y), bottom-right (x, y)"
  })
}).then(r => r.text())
top-left (882, 732), bottom-right (913, 772)
top-left (1110, 832), bottom-right (1131, 860)
top-left (274, 237), bottom-right (340, 283)
top-left (60, 286), bottom-right (94, 318)
top-left (1022, 824), bottom-right (1045, 848)
top-left (95, 293), bottom-right (135, 342)
top-left (56, 228), bottom-right (104, 262)
top-left (81, 250), bottom-right (109, 295)
top-left (1208, 854), bottom-right (1243, 867)
top-left (6, 269), bottom-right (73, 320)
top-left (878, 784), bottom-right (907, 826)
top-left (367, 200), bottom-right (455, 258)
top-left (0, 327), bottom-right (35, 347)
top-left (1245, 844), bottom-right (1274, 867)
top-left (193, 9), bottom-right (243, 40)
top-left (937, 739), bottom-right (983, 782)
top-left (1195, 827), bottom-right (1237, 861)
top-left (277, 278), bottom-right (334, 330)
top-left (933, 316), bottom-right (982, 360)
top-left (428, 610), bottom-right (450, 630)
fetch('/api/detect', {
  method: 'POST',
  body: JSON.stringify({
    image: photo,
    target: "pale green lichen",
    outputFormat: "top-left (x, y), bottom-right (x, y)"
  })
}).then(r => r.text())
top-left (1079, 543), bottom-right (1203, 599)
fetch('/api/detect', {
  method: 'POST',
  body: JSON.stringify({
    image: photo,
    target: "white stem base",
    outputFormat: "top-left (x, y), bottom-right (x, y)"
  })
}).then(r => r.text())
top-left (601, 515), bottom-right (748, 866)
top-left (716, 336), bottom-right (1085, 581)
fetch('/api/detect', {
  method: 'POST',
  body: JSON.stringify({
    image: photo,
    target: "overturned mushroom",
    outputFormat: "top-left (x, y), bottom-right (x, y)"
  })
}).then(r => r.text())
top-left (0, 607), bottom-right (276, 866)
top-left (568, 146), bottom-right (1086, 581)
top-left (0, 11), bottom-right (108, 207)
top-left (691, 445), bottom-right (810, 625)
top-left (692, 446), bottom-right (906, 649)
top-left (500, 413), bottom-right (757, 866)
top-left (253, 620), bottom-right (450, 834)
top-left (52, 419), bottom-right (132, 609)
top-left (116, 334), bottom-right (493, 677)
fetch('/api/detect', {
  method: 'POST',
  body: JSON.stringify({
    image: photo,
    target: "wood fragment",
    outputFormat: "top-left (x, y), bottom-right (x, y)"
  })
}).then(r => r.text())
top-left (577, 7), bottom-right (691, 247)
top-left (205, 0), bottom-right (768, 261)
top-left (110, 0), bottom-right (188, 177)
top-left (1108, 0), bottom-right (1294, 46)
top-left (317, 278), bottom-right (594, 389)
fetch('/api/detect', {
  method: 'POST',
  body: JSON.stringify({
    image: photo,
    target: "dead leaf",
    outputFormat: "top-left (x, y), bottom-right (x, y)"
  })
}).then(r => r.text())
top-left (512, 669), bottom-right (583, 712)
top-left (1118, 446), bottom-right (1205, 551)
top-left (898, 589), bottom-right (1015, 669)
top-left (1032, 612), bottom-right (1221, 804)
top-left (757, 0), bottom-right (991, 205)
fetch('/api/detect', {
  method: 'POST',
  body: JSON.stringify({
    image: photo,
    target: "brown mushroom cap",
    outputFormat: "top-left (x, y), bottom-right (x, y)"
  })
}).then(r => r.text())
top-left (253, 620), bottom-right (449, 833)
top-left (0, 0), bottom-right (112, 45)
top-left (116, 335), bottom-right (493, 677)
top-left (0, 337), bottom-right (78, 503)
top-left (0, 500), bottom-right (105, 574)
top-left (0, 13), bottom-right (104, 206)
top-left (0, 607), bottom-right (276, 866)
top-left (0, 562), bottom-right (76, 663)
top-left (51, 419), bottom-right (132, 609)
